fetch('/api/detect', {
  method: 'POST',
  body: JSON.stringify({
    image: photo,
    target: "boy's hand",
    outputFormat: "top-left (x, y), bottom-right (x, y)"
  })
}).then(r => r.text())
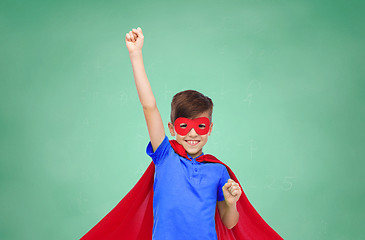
top-left (125, 27), bottom-right (144, 54)
top-left (222, 179), bottom-right (242, 206)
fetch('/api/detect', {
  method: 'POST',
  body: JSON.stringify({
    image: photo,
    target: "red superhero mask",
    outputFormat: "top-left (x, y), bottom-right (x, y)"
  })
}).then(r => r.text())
top-left (174, 117), bottom-right (211, 136)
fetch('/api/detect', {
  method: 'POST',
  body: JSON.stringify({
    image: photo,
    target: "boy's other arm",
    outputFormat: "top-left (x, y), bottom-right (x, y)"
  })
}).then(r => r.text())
top-left (125, 28), bottom-right (165, 152)
top-left (217, 179), bottom-right (242, 229)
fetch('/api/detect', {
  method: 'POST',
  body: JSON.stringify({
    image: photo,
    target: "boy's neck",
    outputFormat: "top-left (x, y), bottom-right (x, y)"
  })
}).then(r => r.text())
top-left (187, 152), bottom-right (204, 161)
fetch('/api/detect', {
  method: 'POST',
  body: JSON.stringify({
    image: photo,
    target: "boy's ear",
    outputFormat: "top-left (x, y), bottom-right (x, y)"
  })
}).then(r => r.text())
top-left (208, 122), bottom-right (213, 136)
top-left (168, 122), bottom-right (176, 136)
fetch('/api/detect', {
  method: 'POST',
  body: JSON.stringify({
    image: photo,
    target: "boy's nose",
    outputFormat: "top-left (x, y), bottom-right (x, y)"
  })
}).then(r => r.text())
top-left (187, 127), bottom-right (198, 137)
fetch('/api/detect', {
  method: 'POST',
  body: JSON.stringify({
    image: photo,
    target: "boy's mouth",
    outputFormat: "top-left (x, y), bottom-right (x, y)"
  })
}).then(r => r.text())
top-left (185, 140), bottom-right (200, 146)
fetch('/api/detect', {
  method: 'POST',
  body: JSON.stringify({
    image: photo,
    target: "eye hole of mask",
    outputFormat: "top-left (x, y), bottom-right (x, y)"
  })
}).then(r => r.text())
top-left (198, 124), bottom-right (206, 129)
top-left (180, 123), bottom-right (187, 128)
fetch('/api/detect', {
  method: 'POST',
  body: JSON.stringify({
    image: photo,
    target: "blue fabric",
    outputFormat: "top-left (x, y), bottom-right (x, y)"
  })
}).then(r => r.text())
top-left (146, 135), bottom-right (231, 240)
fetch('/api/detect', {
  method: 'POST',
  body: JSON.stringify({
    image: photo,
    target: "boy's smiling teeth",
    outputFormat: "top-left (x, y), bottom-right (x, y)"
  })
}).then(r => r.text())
top-left (186, 140), bottom-right (200, 146)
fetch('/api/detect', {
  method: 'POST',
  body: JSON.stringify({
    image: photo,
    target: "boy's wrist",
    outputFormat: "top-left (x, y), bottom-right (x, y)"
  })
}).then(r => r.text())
top-left (225, 200), bottom-right (237, 209)
top-left (129, 50), bottom-right (143, 57)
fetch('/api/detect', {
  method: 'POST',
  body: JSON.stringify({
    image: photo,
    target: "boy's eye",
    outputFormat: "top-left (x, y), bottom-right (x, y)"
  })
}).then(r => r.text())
top-left (180, 123), bottom-right (187, 128)
top-left (198, 124), bottom-right (206, 129)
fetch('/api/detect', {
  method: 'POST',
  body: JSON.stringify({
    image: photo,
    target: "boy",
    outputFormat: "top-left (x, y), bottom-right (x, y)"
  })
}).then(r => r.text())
top-left (126, 27), bottom-right (241, 239)
top-left (80, 27), bottom-right (283, 240)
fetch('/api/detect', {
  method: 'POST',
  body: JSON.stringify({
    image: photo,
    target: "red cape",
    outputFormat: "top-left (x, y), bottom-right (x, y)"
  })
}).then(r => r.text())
top-left (80, 140), bottom-right (283, 240)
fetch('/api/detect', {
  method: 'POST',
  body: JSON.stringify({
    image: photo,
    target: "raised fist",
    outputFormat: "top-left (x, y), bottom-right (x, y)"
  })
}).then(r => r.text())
top-left (125, 27), bottom-right (144, 54)
top-left (222, 179), bottom-right (242, 206)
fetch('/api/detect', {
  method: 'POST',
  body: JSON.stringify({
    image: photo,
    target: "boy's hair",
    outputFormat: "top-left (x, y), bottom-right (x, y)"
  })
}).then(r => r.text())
top-left (170, 90), bottom-right (213, 123)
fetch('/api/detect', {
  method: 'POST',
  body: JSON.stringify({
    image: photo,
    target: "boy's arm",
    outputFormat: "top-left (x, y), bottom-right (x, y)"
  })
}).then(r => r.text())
top-left (217, 179), bottom-right (242, 229)
top-left (125, 27), bottom-right (165, 152)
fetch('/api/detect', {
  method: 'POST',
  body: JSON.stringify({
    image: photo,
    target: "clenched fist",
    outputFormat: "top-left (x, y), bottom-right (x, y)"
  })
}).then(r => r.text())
top-left (222, 179), bottom-right (242, 206)
top-left (125, 27), bottom-right (144, 54)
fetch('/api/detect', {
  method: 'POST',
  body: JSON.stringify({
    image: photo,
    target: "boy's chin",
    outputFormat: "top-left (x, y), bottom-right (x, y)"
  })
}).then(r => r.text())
top-left (184, 147), bottom-right (203, 158)
top-left (177, 139), bottom-right (205, 157)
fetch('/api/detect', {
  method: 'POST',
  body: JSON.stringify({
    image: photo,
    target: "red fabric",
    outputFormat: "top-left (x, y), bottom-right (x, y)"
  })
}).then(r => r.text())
top-left (80, 140), bottom-right (283, 240)
top-left (174, 117), bottom-right (210, 135)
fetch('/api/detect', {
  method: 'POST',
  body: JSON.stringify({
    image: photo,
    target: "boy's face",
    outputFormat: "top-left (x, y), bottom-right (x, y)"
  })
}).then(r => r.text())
top-left (168, 111), bottom-right (213, 159)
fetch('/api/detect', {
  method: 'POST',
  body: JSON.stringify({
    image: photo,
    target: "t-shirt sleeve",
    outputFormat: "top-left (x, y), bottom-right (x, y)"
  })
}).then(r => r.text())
top-left (146, 135), bottom-right (172, 166)
top-left (217, 166), bottom-right (231, 201)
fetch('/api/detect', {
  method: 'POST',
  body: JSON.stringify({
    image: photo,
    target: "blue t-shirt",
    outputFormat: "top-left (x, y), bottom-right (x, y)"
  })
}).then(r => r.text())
top-left (146, 135), bottom-right (231, 240)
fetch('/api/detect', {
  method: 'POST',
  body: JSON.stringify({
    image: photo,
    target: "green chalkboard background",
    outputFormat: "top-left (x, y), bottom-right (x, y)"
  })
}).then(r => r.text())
top-left (1, 0), bottom-right (364, 239)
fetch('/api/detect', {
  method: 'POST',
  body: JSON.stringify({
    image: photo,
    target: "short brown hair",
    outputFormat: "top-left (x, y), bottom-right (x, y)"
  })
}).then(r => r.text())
top-left (170, 90), bottom-right (213, 123)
